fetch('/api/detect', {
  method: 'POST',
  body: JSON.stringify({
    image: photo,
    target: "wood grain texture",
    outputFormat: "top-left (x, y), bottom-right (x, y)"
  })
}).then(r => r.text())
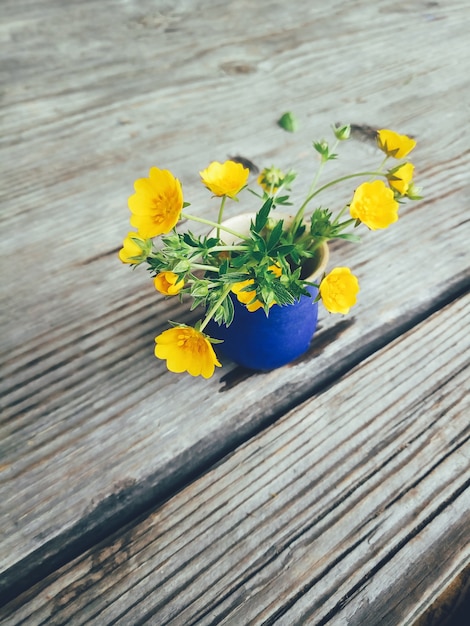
top-left (1, 295), bottom-right (468, 625)
top-left (1, 0), bottom-right (469, 606)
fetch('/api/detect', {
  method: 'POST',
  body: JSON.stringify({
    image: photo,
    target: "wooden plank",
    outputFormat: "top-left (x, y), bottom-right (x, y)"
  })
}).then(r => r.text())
top-left (413, 564), bottom-right (470, 626)
top-left (1, 294), bottom-right (468, 625)
top-left (1, 0), bottom-right (470, 600)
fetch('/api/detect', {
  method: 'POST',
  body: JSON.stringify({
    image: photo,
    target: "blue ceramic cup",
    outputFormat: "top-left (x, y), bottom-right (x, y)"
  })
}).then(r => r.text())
top-left (207, 213), bottom-right (329, 370)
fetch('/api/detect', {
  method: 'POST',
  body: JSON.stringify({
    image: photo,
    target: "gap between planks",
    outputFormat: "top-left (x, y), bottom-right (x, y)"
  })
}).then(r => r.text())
top-left (1, 291), bottom-right (469, 625)
top-left (1, 274), bottom-right (468, 610)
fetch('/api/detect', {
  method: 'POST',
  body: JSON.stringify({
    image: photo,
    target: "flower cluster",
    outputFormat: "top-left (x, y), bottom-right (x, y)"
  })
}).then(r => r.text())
top-left (120, 126), bottom-right (420, 378)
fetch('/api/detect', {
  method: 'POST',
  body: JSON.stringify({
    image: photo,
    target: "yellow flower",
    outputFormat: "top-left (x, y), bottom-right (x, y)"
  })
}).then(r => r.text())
top-left (118, 232), bottom-right (150, 265)
top-left (377, 129), bottom-right (416, 159)
top-left (257, 166), bottom-right (284, 193)
top-left (387, 162), bottom-right (414, 195)
top-left (154, 272), bottom-right (184, 296)
top-left (128, 167), bottom-right (183, 238)
top-left (200, 160), bottom-right (249, 198)
top-left (231, 265), bottom-right (281, 312)
top-left (155, 326), bottom-right (221, 378)
top-left (231, 279), bottom-right (264, 312)
top-left (319, 267), bottom-right (360, 314)
top-left (350, 180), bottom-right (399, 230)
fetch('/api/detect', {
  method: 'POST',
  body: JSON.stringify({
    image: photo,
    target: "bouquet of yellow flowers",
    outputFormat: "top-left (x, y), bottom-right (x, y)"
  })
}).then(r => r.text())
top-left (120, 125), bottom-right (420, 378)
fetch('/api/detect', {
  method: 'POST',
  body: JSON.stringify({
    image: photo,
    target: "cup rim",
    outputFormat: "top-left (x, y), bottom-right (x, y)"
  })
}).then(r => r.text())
top-left (210, 211), bottom-right (329, 281)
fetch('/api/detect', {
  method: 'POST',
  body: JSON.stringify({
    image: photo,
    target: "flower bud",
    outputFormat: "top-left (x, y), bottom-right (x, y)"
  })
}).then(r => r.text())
top-left (118, 232), bottom-right (152, 265)
top-left (154, 272), bottom-right (184, 296)
top-left (257, 166), bottom-right (285, 193)
top-left (377, 129), bottom-right (416, 159)
top-left (333, 124), bottom-right (351, 140)
top-left (405, 182), bottom-right (423, 200)
top-left (191, 281), bottom-right (210, 297)
top-left (386, 162), bottom-right (414, 196)
top-left (278, 112), bottom-right (298, 132)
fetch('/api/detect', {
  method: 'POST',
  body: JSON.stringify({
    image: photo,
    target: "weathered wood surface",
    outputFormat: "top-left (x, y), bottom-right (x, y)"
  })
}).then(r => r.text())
top-left (1, 0), bottom-right (469, 617)
top-left (2, 295), bottom-right (468, 625)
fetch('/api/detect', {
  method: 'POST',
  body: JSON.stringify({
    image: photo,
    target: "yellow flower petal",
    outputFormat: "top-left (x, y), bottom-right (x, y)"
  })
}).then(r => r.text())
top-left (377, 129), bottom-right (416, 159)
top-left (200, 160), bottom-right (249, 198)
top-left (246, 300), bottom-right (264, 312)
top-left (154, 272), bottom-right (184, 296)
top-left (155, 326), bottom-right (221, 378)
top-left (128, 167), bottom-right (183, 238)
top-left (387, 162), bottom-right (414, 195)
top-left (319, 267), bottom-right (360, 314)
top-left (231, 264), bottom-right (281, 311)
top-left (231, 279), bottom-right (263, 310)
top-left (269, 263), bottom-right (282, 278)
top-left (350, 180), bottom-right (399, 230)
top-left (231, 279), bottom-right (256, 304)
top-left (118, 232), bottom-right (149, 264)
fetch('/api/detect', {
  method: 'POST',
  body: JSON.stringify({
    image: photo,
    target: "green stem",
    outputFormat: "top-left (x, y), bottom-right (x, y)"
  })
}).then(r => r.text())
top-left (307, 237), bottom-right (327, 255)
top-left (307, 138), bottom-right (339, 199)
top-left (246, 187), bottom-right (264, 199)
top-left (331, 203), bottom-right (349, 227)
top-left (191, 263), bottom-right (221, 272)
top-left (199, 284), bottom-right (233, 332)
top-left (216, 196), bottom-right (227, 240)
top-left (187, 244), bottom-right (249, 273)
top-left (298, 169), bottom-right (385, 215)
top-left (378, 155), bottom-right (389, 171)
top-left (181, 211), bottom-right (249, 240)
top-left (210, 245), bottom-right (249, 253)
top-left (290, 169), bottom-right (386, 238)
top-left (334, 217), bottom-right (357, 230)
top-left (289, 141), bottom-right (336, 236)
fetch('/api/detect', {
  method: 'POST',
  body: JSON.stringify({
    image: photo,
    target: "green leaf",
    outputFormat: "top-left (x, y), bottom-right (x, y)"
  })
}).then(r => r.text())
top-left (172, 259), bottom-right (191, 273)
top-left (230, 254), bottom-right (250, 269)
top-left (182, 231), bottom-right (202, 248)
top-left (274, 195), bottom-right (292, 206)
top-left (218, 259), bottom-right (229, 275)
top-left (249, 230), bottom-right (267, 254)
top-left (219, 271), bottom-right (251, 283)
top-left (221, 295), bottom-right (234, 326)
top-left (274, 244), bottom-right (296, 256)
top-left (204, 236), bottom-right (220, 247)
top-left (190, 281), bottom-right (210, 297)
top-left (253, 197), bottom-right (273, 233)
top-left (270, 280), bottom-right (295, 306)
top-left (266, 219), bottom-right (284, 252)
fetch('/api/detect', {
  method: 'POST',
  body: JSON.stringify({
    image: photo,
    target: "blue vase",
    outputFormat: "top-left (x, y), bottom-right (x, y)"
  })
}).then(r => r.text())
top-left (206, 284), bottom-right (321, 370)
top-left (206, 213), bottom-right (329, 371)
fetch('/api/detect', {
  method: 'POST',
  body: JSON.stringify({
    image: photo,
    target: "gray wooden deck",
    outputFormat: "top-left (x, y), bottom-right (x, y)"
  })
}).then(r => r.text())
top-left (1, 0), bottom-right (469, 624)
